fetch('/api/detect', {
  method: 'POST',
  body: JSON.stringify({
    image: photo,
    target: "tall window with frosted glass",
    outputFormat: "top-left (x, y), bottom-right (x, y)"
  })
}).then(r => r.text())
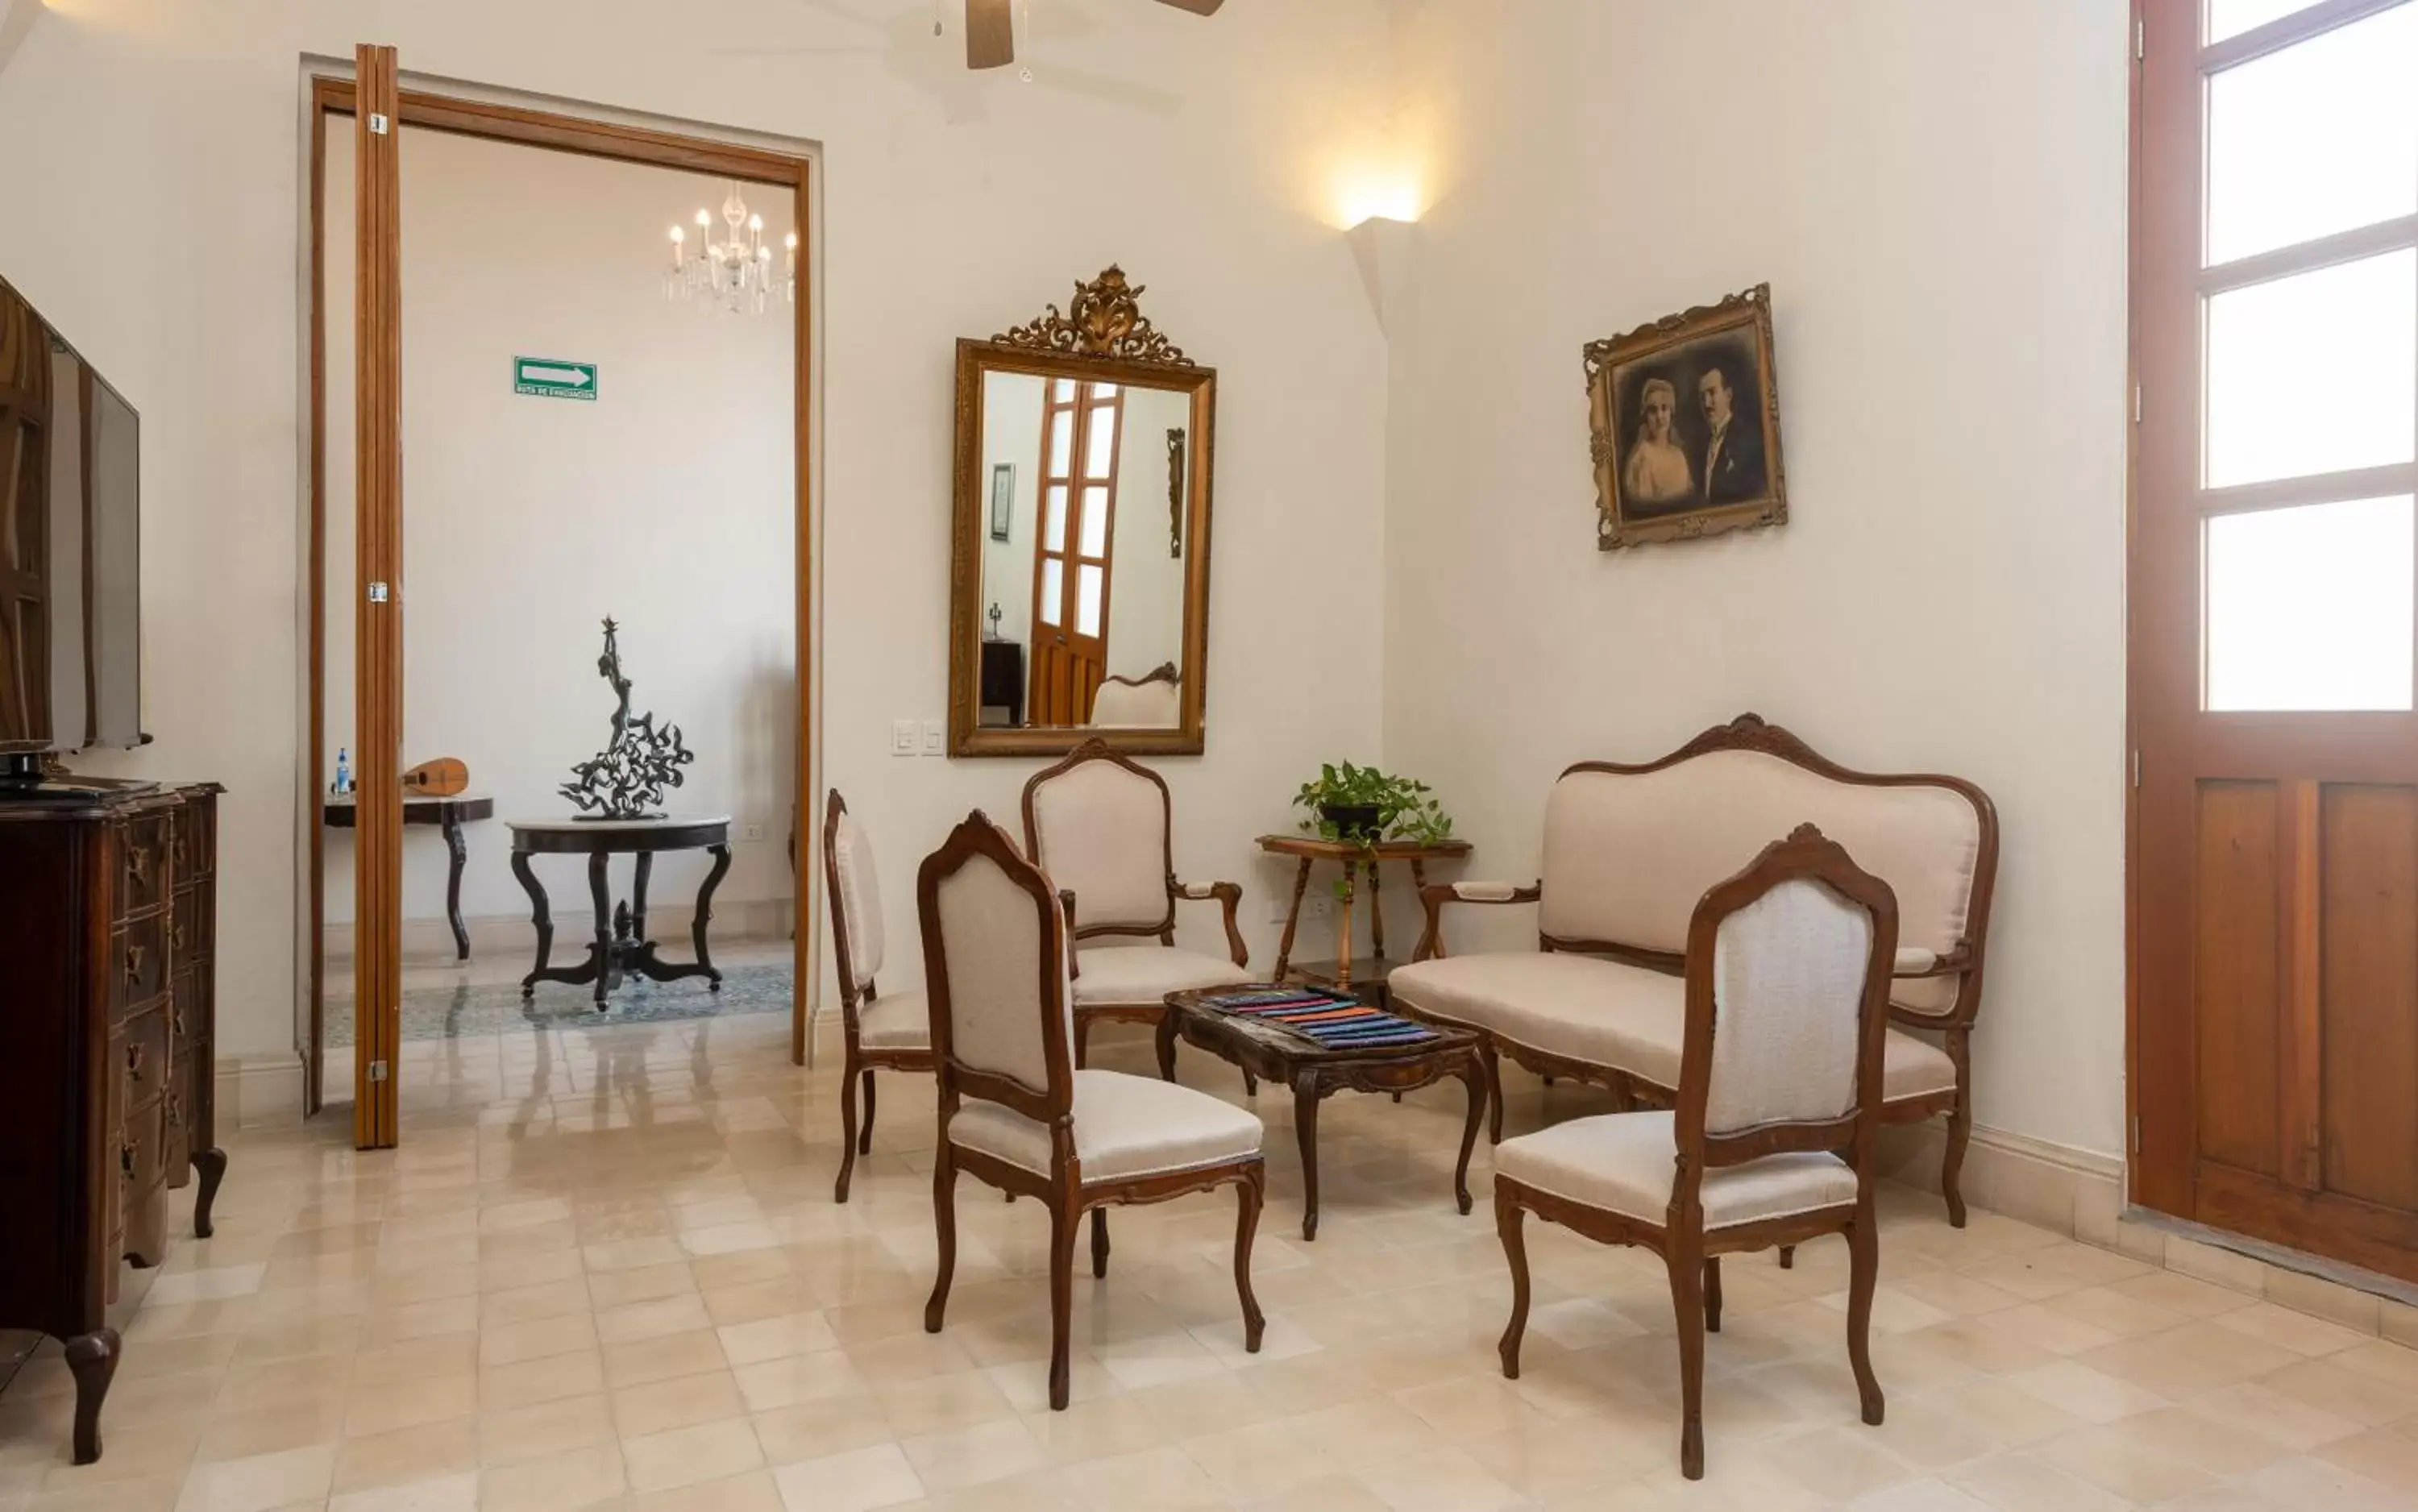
top-left (2198, 0), bottom-right (2418, 712)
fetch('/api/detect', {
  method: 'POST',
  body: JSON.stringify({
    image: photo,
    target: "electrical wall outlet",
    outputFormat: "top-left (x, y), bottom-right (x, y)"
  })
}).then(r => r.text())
top-left (920, 719), bottom-right (945, 755)
top-left (742, 821), bottom-right (767, 844)
top-left (891, 719), bottom-right (917, 756)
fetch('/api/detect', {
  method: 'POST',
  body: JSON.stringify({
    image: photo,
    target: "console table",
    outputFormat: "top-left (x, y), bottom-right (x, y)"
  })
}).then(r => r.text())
top-left (1256, 834), bottom-right (1473, 990)
top-left (324, 792), bottom-right (494, 960)
top-left (507, 816), bottom-right (731, 1007)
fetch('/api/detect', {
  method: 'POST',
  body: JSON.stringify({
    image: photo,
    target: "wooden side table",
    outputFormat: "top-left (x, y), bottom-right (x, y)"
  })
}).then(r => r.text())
top-left (506, 815), bottom-right (732, 1007)
top-left (1256, 834), bottom-right (1473, 990)
top-left (1158, 987), bottom-right (1485, 1240)
top-left (325, 792), bottom-right (495, 960)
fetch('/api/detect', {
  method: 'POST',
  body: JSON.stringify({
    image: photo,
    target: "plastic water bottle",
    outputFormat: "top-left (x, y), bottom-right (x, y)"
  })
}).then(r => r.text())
top-left (334, 747), bottom-right (352, 795)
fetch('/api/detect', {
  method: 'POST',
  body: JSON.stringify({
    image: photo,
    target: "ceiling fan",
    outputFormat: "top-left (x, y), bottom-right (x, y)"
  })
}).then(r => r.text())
top-left (962, 0), bottom-right (1222, 70)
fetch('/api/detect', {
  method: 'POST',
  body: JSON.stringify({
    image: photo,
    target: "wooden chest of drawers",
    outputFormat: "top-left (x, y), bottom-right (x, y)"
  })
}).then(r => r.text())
top-left (0, 781), bottom-right (224, 1465)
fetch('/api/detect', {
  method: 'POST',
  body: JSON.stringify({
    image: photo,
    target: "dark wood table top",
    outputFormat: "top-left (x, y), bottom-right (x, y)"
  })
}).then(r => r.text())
top-left (1161, 986), bottom-right (1479, 1067)
top-left (322, 793), bottom-right (494, 826)
top-left (506, 814), bottom-right (730, 855)
top-left (1255, 834), bottom-right (1473, 862)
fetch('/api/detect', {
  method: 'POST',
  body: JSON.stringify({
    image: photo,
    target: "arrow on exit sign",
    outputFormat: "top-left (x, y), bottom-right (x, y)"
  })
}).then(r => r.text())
top-left (514, 358), bottom-right (597, 401)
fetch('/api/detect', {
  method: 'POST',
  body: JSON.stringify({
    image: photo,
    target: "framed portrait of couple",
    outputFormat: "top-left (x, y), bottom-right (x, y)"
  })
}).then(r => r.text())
top-left (1586, 283), bottom-right (1788, 550)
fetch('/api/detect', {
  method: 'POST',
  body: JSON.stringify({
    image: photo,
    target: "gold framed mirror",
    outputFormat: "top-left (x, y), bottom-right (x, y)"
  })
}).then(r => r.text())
top-left (948, 267), bottom-right (1215, 757)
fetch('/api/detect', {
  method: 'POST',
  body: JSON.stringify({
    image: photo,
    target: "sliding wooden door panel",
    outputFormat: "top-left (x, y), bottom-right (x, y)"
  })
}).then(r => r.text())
top-left (352, 42), bottom-right (404, 1151)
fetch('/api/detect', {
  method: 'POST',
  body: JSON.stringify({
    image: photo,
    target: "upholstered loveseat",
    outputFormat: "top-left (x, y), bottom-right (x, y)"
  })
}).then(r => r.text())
top-left (1390, 714), bottom-right (1999, 1225)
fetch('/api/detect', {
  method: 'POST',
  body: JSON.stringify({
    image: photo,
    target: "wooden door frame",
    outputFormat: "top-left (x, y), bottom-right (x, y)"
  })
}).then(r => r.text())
top-left (303, 71), bottom-right (820, 1135)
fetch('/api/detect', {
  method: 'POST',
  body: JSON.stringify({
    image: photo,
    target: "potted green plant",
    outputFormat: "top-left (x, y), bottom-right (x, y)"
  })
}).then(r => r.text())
top-left (1292, 762), bottom-right (1454, 846)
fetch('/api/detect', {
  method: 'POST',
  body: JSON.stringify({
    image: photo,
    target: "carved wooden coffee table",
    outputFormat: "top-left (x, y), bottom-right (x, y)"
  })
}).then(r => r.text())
top-left (1157, 987), bottom-right (1485, 1240)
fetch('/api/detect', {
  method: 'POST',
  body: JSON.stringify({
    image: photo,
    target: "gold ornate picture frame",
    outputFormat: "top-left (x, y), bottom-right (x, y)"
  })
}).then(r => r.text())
top-left (948, 267), bottom-right (1217, 758)
top-left (1585, 285), bottom-right (1788, 550)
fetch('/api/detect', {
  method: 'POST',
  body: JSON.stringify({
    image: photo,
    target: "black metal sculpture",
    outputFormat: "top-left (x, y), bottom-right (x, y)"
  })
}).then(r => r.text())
top-left (560, 618), bottom-right (696, 820)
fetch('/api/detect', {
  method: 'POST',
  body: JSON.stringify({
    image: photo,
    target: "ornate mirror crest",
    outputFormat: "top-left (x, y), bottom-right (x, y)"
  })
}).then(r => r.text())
top-left (993, 265), bottom-right (1194, 368)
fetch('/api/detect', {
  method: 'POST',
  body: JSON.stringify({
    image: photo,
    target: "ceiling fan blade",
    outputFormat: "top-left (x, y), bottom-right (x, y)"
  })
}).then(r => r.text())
top-left (966, 0), bottom-right (1015, 69)
top-left (1153, 0), bottom-right (1224, 13)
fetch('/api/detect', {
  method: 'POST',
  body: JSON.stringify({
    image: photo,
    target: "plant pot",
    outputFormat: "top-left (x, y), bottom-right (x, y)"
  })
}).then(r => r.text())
top-left (1319, 804), bottom-right (1386, 844)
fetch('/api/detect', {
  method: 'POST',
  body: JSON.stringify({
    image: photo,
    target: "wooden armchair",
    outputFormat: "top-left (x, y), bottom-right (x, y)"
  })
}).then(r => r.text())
top-left (1021, 738), bottom-right (1251, 1064)
top-left (1494, 825), bottom-right (1898, 1479)
top-left (821, 791), bottom-right (933, 1203)
top-left (916, 810), bottom-right (1266, 1410)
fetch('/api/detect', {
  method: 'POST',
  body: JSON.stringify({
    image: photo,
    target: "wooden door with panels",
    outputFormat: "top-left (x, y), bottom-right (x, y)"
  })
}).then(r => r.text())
top-left (1027, 380), bottom-right (1124, 723)
top-left (2133, 0), bottom-right (2418, 1282)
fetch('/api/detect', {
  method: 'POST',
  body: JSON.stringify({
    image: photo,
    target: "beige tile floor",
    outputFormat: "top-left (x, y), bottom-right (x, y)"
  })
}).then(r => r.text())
top-left (6, 960), bottom-right (2417, 1512)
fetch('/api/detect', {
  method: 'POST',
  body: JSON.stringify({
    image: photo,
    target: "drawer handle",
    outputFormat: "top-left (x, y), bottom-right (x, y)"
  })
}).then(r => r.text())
top-left (165, 1094), bottom-right (182, 1127)
top-left (124, 943), bottom-right (148, 986)
top-left (119, 1144), bottom-right (134, 1177)
top-left (127, 1041), bottom-right (147, 1078)
top-left (170, 920), bottom-right (187, 949)
top-left (172, 1009), bottom-right (185, 1039)
top-left (126, 846), bottom-right (152, 889)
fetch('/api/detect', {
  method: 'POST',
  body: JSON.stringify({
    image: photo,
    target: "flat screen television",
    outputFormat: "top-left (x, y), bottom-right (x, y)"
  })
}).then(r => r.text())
top-left (1, 273), bottom-right (142, 773)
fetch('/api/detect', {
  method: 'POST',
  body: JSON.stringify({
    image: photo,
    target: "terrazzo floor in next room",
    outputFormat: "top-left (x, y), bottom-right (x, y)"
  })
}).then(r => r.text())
top-left (4, 998), bottom-right (2418, 1512)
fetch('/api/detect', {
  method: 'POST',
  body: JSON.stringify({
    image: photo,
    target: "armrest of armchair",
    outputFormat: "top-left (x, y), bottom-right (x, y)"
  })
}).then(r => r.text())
top-left (1173, 879), bottom-right (1248, 968)
top-left (1059, 889), bottom-right (1080, 981)
top-left (1413, 879), bottom-right (1543, 962)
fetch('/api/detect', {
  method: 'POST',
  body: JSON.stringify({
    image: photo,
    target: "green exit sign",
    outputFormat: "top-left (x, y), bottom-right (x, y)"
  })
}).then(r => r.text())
top-left (513, 357), bottom-right (597, 401)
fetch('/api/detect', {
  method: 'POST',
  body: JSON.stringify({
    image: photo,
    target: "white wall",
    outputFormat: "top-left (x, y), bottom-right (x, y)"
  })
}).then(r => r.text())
top-left (321, 127), bottom-right (796, 928)
top-left (1107, 384), bottom-right (1189, 679)
top-left (0, 0), bottom-right (1394, 1061)
top-left (1381, 0), bottom-right (2132, 1159)
top-left (976, 370), bottom-right (1042, 655)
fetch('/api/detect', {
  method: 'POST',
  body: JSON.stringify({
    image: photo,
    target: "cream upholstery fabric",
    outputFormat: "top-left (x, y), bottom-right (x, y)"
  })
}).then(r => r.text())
top-left (1496, 1111), bottom-right (1856, 1230)
top-left (1892, 974), bottom-right (1959, 1018)
top-left (932, 851), bottom-right (1072, 1094)
top-left (1072, 945), bottom-right (1252, 1007)
top-left (1893, 947), bottom-right (1937, 974)
top-left (831, 812), bottom-right (885, 988)
top-left (1388, 954), bottom-right (1689, 1088)
top-left (949, 1068), bottom-right (1262, 1183)
top-left (1028, 760), bottom-right (1171, 930)
top-left (1386, 952), bottom-right (1957, 1106)
top-left (1452, 880), bottom-right (1527, 902)
top-left (854, 988), bottom-right (931, 1052)
top-left (1705, 879), bottom-right (1874, 1134)
top-left (1088, 676), bottom-right (1182, 729)
top-left (1884, 1029), bottom-right (1957, 1101)
top-left (1539, 752), bottom-right (1981, 962)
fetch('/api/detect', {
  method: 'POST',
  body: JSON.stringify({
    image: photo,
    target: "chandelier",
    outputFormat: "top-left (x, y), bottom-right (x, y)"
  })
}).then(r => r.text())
top-left (666, 181), bottom-right (796, 316)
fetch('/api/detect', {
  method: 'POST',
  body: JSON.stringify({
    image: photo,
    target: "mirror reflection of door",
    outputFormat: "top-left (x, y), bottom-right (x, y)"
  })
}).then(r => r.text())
top-left (978, 370), bottom-right (1189, 729)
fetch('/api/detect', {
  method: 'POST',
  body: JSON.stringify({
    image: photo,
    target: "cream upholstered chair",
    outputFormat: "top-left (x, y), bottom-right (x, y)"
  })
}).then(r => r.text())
top-left (1020, 738), bottom-right (1250, 1064)
top-left (1086, 663), bottom-right (1182, 729)
top-left (823, 790), bottom-right (933, 1203)
top-left (1494, 825), bottom-right (1898, 1480)
top-left (917, 810), bottom-right (1266, 1410)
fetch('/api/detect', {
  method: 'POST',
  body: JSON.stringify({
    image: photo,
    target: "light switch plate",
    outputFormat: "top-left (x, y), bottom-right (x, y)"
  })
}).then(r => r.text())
top-left (742, 821), bottom-right (767, 843)
top-left (891, 719), bottom-right (918, 756)
top-left (920, 719), bottom-right (945, 755)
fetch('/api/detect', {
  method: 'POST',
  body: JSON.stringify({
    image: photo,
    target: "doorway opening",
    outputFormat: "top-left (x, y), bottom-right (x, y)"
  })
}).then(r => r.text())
top-left (302, 71), bottom-right (817, 1143)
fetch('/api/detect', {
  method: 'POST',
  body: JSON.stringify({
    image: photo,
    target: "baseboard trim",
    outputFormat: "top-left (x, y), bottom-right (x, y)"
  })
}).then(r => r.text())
top-left (322, 899), bottom-right (796, 962)
top-left (214, 1053), bottom-right (307, 1128)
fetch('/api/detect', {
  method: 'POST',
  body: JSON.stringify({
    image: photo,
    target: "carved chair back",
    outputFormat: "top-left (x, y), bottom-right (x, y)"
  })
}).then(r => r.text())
top-left (1088, 664), bottom-right (1182, 729)
top-left (1540, 715), bottom-right (1995, 1026)
top-left (822, 791), bottom-right (885, 1020)
top-left (1021, 738), bottom-right (1177, 941)
top-left (1672, 825), bottom-right (1900, 1212)
top-left (916, 811), bottom-right (1077, 1130)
